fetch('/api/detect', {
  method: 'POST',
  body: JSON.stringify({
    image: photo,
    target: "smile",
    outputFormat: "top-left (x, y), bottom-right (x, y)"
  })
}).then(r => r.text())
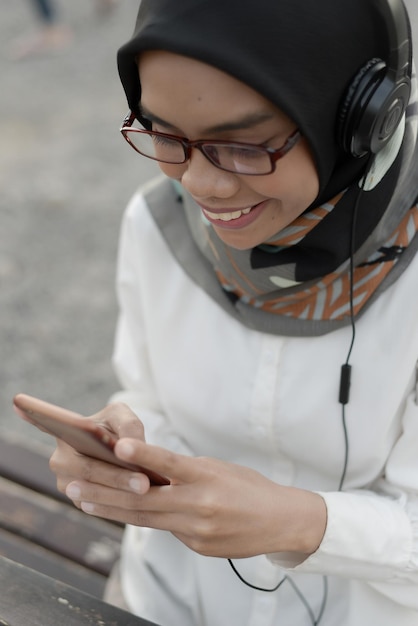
top-left (203, 207), bottom-right (252, 222)
top-left (199, 200), bottom-right (268, 230)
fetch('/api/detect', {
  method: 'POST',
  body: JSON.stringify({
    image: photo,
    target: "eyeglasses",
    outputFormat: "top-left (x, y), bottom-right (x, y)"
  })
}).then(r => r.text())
top-left (120, 111), bottom-right (301, 176)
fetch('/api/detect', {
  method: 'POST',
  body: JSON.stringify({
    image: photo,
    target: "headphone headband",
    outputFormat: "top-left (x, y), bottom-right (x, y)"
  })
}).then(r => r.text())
top-left (379, 0), bottom-right (411, 81)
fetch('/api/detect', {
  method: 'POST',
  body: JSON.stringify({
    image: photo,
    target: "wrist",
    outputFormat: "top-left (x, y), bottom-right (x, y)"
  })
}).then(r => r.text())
top-left (271, 487), bottom-right (327, 556)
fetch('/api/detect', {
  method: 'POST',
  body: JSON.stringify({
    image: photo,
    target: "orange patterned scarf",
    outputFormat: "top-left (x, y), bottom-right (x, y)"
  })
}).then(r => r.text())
top-left (213, 197), bottom-right (418, 322)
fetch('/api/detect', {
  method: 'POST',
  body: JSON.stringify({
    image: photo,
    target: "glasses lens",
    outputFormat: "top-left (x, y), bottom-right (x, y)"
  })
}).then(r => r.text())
top-left (203, 144), bottom-right (272, 174)
top-left (125, 130), bottom-right (186, 164)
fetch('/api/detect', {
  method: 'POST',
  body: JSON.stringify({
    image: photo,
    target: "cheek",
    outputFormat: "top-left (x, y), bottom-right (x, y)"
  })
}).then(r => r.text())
top-left (292, 159), bottom-right (319, 206)
top-left (288, 142), bottom-right (320, 201)
top-left (261, 147), bottom-right (319, 208)
top-left (157, 162), bottom-right (185, 179)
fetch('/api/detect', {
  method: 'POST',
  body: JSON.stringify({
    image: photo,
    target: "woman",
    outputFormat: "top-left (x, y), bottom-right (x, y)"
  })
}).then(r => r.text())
top-left (50, 1), bottom-right (418, 624)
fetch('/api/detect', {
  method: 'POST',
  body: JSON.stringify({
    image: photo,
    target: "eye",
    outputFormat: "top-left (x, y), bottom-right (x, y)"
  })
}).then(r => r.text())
top-left (226, 146), bottom-right (266, 160)
top-left (152, 134), bottom-right (178, 147)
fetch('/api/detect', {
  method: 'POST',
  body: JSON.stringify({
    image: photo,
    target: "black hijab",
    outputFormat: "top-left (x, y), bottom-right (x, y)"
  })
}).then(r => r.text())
top-left (118, 0), bottom-right (407, 198)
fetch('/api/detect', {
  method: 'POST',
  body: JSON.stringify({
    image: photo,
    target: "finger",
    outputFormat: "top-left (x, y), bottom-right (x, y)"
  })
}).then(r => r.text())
top-left (115, 439), bottom-right (198, 483)
top-left (49, 439), bottom-right (83, 477)
top-left (79, 500), bottom-right (186, 534)
top-left (51, 443), bottom-right (151, 492)
top-left (65, 472), bottom-right (175, 511)
top-left (78, 501), bottom-right (222, 557)
top-left (66, 480), bottom-right (144, 508)
top-left (90, 402), bottom-right (145, 439)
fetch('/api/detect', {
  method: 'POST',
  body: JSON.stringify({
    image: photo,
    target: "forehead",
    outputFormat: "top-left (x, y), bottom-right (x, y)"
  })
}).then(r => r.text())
top-left (137, 50), bottom-right (291, 130)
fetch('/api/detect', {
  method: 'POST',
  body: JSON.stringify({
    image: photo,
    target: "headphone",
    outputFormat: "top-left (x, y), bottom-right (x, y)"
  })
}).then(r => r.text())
top-left (338, 0), bottom-right (412, 158)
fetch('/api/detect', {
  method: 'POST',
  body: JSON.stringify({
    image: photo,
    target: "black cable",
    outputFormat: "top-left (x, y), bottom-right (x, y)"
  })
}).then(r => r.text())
top-left (315, 576), bottom-right (329, 624)
top-left (338, 403), bottom-right (350, 492)
top-left (227, 559), bottom-right (328, 626)
top-left (286, 576), bottom-right (327, 626)
top-left (228, 156), bottom-right (375, 621)
top-left (338, 154), bottom-right (375, 490)
top-left (337, 183), bottom-right (359, 489)
top-left (228, 556), bottom-right (329, 625)
top-left (227, 558), bottom-right (286, 593)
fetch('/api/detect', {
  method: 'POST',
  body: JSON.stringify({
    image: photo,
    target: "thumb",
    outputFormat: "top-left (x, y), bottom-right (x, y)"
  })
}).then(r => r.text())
top-left (90, 402), bottom-right (146, 439)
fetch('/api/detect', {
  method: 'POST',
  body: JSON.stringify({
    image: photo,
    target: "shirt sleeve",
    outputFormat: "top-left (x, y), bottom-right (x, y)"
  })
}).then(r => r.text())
top-left (269, 388), bottom-right (418, 610)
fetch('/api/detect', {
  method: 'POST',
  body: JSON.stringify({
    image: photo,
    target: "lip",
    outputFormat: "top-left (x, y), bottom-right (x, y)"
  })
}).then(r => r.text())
top-left (197, 200), bottom-right (268, 230)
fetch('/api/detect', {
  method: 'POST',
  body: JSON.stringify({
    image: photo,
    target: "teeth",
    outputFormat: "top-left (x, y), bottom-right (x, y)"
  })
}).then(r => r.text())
top-left (204, 207), bottom-right (252, 222)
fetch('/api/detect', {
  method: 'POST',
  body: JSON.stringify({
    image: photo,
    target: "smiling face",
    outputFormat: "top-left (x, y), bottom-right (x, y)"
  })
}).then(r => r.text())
top-left (137, 50), bottom-right (320, 250)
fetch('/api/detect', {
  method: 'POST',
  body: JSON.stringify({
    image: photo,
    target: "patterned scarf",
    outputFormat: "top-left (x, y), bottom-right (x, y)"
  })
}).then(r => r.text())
top-left (146, 86), bottom-right (418, 337)
top-left (211, 196), bottom-right (418, 322)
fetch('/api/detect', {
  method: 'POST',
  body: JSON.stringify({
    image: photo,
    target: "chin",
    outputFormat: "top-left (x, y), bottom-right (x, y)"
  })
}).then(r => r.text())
top-left (214, 231), bottom-right (260, 250)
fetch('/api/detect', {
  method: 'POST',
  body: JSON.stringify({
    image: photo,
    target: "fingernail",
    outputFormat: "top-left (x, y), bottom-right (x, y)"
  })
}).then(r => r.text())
top-left (81, 502), bottom-right (95, 514)
top-left (116, 440), bottom-right (135, 457)
top-left (66, 483), bottom-right (81, 499)
top-left (129, 476), bottom-right (144, 494)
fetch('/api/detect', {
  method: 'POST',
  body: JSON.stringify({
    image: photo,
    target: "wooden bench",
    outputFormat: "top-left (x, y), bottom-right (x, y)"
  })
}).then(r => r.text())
top-left (0, 431), bottom-right (124, 599)
top-left (0, 555), bottom-right (159, 626)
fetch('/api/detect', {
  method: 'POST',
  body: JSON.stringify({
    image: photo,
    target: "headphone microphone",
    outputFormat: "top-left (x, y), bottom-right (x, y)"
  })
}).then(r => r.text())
top-left (338, 0), bottom-right (412, 158)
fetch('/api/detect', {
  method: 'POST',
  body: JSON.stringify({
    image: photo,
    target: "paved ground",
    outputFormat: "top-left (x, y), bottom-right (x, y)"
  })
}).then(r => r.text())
top-left (0, 1), bottom-right (417, 447)
top-left (0, 0), bottom-right (158, 445)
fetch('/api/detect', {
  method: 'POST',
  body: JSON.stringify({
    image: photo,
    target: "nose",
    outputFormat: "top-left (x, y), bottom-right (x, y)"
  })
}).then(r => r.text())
top-left (180, 148), bottom-right (240, 200)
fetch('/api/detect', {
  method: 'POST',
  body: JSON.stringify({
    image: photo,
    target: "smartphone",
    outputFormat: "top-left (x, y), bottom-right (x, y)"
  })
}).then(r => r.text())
top-left (13, 393), bottom-right (169, 486)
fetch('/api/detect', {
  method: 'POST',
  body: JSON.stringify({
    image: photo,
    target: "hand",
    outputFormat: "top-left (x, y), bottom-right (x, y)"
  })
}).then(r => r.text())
top-left (49, 402), bottom-right (151, 503)
top-left (62, 435), bottom-right (327, 560)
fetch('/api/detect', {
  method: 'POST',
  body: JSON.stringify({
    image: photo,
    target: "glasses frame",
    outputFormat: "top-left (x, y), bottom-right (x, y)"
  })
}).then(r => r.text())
top-left (120, 111), bottom-right (301, 176)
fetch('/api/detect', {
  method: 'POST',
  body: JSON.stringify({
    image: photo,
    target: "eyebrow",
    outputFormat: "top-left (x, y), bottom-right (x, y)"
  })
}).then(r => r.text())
top-left (139, 105), bottom-right (276, 135)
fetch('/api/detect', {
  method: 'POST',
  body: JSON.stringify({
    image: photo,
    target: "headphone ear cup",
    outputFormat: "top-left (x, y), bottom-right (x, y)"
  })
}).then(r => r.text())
top-left (337, 58), bottom-right (386, 157)
top-left (338, 57), bottom-right (410, 159)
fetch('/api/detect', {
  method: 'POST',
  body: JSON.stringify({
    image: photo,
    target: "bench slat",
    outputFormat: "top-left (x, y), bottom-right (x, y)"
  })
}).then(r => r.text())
top-left (0, 430), bottom-right (126, 599)
top-left (0, 476), bottom-right (122, 575)
top-left (0, 555), bottom-right (160, 626)
top-left (0, 528), bottom-right (107, 597)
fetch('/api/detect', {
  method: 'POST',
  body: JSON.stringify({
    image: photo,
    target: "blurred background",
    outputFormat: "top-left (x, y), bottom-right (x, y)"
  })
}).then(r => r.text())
top-left (0, 1), bottom-right (417, 447)
top-left (0, 0), bottom-right (158, 445)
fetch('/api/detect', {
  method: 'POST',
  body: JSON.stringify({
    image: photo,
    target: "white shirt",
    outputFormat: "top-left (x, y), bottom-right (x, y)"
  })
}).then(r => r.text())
top-left (112, 182), bottom-right (418, 626)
